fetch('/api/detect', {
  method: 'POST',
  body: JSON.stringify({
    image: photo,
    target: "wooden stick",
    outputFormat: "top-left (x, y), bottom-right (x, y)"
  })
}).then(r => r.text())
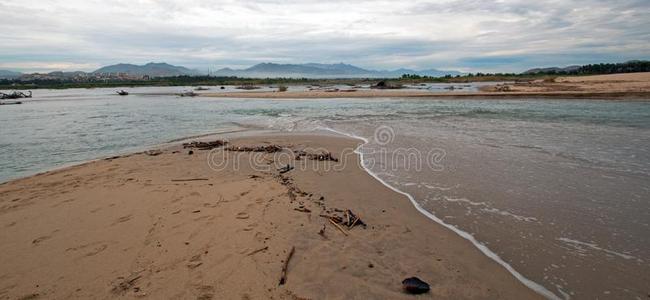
top-left (246, 246), bottom-right (268, 256)
top-left (171, 178), bottom-right (209, 182)
top-left (279, 246), bottom-right (295, 285)
top-left (328, 218), bottom-right (349, 236)
top-left (350, 214), bottom-right (360, 228)
top-left (294, 207), bottom-right (311, 213)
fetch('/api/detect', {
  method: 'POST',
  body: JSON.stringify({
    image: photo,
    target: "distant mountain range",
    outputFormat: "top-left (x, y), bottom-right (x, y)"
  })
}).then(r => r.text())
top-left (0, 70), bottom-right (23, 79)
top-left (93, 62), bottom-right (200, 77)
top-left (213, 63), bottom-right (462, 78)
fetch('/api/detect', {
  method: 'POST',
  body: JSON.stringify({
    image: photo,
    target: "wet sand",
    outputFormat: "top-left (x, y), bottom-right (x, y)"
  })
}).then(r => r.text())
top-left (0, 133), bottom-right (542, 299)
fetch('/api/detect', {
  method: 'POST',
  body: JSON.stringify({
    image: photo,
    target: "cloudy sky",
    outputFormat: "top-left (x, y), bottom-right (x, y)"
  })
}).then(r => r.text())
top-left (1, 0), bottom-right (648, 73)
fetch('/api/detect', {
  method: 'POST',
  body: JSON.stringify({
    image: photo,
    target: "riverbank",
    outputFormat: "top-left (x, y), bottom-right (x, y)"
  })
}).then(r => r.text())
top-left (200, 90), bottom-right (650, 100)
top-left (0, 133), bottom-right (542, 299)
top-left (200, 72), bottom-right (650, 100)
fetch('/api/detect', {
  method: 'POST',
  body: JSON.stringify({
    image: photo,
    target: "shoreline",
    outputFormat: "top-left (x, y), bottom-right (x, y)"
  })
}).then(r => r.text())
top-left (326, 128), bottom-right (558, 299)
top-left (0, 131), bottom-right (545, 299)
top-left (200, 90), bottom-right (650, 100)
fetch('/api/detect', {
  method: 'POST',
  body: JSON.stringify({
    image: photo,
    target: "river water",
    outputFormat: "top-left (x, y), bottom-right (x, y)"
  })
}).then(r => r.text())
top-left (1, 87), bottom-right (648, 299)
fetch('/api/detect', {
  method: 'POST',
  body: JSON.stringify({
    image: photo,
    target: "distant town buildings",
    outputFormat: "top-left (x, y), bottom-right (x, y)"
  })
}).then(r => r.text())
top-left (16, 72), bottom-right (150, 82)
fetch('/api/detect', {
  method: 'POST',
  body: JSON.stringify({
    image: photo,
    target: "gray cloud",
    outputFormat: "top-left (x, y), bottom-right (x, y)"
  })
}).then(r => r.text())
top-left (0, 0), bottom-right (648, 73)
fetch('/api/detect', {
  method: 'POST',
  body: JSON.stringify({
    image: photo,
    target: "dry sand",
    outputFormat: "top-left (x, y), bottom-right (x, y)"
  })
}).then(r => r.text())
top-left (483, 72), bottom-right (650, 96)
top-left (0, 133), bottom-right (541, 299)
top-left (555, 72), bottom-right (650, 83)
top-left (200, 72), bottom-right (650, 100)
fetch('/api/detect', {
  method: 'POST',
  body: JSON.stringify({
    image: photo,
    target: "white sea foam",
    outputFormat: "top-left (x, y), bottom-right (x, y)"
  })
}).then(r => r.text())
top-left (558, 237), bottom-right (637, 260)
top-left (442, 196), bottom-right (487, 206)
top-left (322, 127), bottom-right (561, 300)
top-left (481, 207), bottom-right (538, 222)
top-left (440, 196), bottom-right (538, 222)
top-left (422, 183), bottom-right (456, 191)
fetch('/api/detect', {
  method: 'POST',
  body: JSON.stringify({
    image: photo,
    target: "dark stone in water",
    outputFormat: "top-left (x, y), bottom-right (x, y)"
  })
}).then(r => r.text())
top-left (402, 277), bottom-right (430, 294)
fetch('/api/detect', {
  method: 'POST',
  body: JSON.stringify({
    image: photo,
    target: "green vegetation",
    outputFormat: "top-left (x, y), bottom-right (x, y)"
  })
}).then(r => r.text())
top-left (526, 60), bottom-right (650, 75)
top-left (0, 76), bottom-right (379, 90)
top-left (399, 73), bottom-right (555, 83)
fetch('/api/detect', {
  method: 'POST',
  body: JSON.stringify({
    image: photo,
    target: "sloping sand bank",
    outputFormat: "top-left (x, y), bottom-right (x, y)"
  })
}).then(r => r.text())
top-left (0, 133), bottom-right (542, 299)
top-left (199, 72), bottom-right (650, 100)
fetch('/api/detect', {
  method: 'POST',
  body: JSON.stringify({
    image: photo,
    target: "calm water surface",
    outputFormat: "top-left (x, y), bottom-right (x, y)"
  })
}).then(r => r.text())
top-left (1, 87), bottom-right (649, 299)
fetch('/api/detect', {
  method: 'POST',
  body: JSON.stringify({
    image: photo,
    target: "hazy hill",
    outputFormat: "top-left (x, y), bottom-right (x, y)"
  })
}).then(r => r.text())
top-left (0, 70), bottom-right (23, 79)
top-left (213, 63), bottom-right (461, 78)
top-left (93, 62), bottom-right (200, 77)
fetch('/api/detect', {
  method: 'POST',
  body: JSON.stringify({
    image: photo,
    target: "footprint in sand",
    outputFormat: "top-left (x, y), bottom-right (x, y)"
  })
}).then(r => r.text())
top-left (84, 244), bottom-right (108, 257)
top-left (187, 254), bottom-right (203, 269)
top-left (243, 223), bottom-right (257, 231)
top-left (32, 235), bottom-right (52, 245)
top-left (52, 198), bottom-right (76, 208)
top-left (195, 285), bottom-right (215, 300)
top-left (236, 212), bottom-right (249, 220)
top-left (111, 214), bottom-right (132, 225)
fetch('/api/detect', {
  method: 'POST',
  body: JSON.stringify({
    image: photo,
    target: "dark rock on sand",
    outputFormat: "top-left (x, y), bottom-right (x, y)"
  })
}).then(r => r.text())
top-left (402, 277), bottom-right (430, 294)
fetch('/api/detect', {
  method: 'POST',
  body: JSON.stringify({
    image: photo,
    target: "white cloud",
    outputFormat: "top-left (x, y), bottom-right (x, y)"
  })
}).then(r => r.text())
top-left (0, 0), bottom-right (648, 72)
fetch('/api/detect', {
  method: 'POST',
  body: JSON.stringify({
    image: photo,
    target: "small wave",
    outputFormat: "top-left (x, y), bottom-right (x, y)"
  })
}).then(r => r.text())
top-left (439, 196), bottom-right (538, 222)
top-left (321, 126), bottom-right (560, 300)
top-left (480, 208), bottom-right (538, 222)
top-left (422, 183), bottom-right (457, 191)
top-left (557, 238), bottom-right (638, 261)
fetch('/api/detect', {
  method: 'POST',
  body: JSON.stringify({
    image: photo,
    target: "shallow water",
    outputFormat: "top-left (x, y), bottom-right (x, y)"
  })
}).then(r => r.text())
top-left (1, 87), bottom-right (649, 299)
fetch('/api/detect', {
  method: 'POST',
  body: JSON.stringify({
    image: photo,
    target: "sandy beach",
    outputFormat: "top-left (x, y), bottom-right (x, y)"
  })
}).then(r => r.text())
top-left (200, 73), bottom-right (650, 100)
top-left (0, 133), bottom-right (542, 299)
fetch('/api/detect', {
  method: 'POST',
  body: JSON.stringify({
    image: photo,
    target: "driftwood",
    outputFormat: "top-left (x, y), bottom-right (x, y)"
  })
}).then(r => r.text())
top-left (350, 214), bottom-right (361, 228)
top-left (320, 209), bottom-right (365, 230)
top-left (111, 274), bottom-right (141, 294)
top-left (294, 207), bottom-right (311, 213)
top-left (183, 140), bottom-right (228, 150)
top-left (226, 144), bottom-right (283, 153)
top-left (328, 218), bottom-right (349, 236)
top-left (247, 246), bottom-right (268, 256)
top-left (278, 164), bottom-right (294, 174)
top-left (294, 150), bottom-right (338, 162)
top-left (342, 209), bottom-right (366, 228)
top-left (171, 178), bottom-right (209, 182)
top-left (1, 91), bottom-right (31, 99)
top-left (279, 246), bottom-right (295, 285)
top-left (319, 214), bottom-right (343, 223)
